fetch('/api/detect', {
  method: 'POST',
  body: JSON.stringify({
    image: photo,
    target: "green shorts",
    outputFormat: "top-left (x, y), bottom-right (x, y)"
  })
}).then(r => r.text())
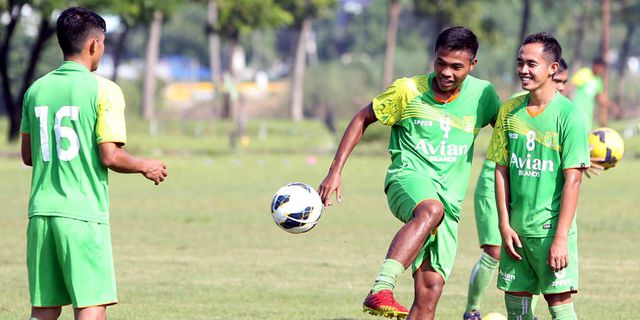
top-left (497, 233), bottom-right (579, 295)
top-left (473, 193), bottom-right (501, 247)
top-left (385, 174), bottom-right (459, 280)
top-left (27, 216), bottom-right (118, 308)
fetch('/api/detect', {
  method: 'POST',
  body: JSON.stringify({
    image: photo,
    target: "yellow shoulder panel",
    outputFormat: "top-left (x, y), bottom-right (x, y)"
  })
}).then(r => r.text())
top-left (95, 75), bottom-right (127, 144)
top-left (372, 75), bottom-right (428, 126)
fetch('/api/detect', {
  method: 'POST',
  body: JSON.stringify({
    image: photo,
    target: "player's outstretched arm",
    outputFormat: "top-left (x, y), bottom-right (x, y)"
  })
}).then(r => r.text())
top-left (495, 164), bottom-right (522, 260)
top-left (21, 133), bottom-right (32, 166)
top-left (548, 168), bottom-right (583, 272)
top-left (99, 142), bottom-right (168, 185)
top-left (318, 103), bottom-right (377, 207)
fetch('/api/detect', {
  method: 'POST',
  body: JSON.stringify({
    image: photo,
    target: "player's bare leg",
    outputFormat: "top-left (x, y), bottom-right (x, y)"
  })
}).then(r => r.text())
top-left (387, 200), bottom-right (444, 266)
top-left (408, 259), bottom-right (444, 320)
top-left (30, 307), bottom-right (62, 320)
top-left (363, 200), bottom-right (444, 319)
top-left (544, 292), bottom-right (576, 320)
top-left (74, 306), bottom-right (107, 320)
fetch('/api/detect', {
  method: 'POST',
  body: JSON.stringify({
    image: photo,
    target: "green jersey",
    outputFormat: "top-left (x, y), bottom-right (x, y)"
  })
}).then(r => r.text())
top-left (21, 61), bottom-right (127, 224)
top-left (571, 67), bottom-right (602, 131)
top-left (373, 72), bottom-right (501, 219)
top-left (487, 93), bottom-right (590, 237)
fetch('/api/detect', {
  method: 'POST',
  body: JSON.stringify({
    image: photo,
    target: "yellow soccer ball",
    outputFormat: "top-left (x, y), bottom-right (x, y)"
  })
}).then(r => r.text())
top-left (484, 313), bottom-right (507, 320)
top-left (589, 127), bottom-right (624, 169)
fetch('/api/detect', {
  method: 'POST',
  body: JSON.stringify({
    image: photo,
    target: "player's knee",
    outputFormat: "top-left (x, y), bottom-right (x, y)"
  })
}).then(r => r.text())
top-left (482, 245), bottom-right (501, 260)
top-left (544, 292), bottom-right (572, 305)
top-left (412, 201), bottom-right (444, 224)
top-left (31, 307), bottom-right (62, 320)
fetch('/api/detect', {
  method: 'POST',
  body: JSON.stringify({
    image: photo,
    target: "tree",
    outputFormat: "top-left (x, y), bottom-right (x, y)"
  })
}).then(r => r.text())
top-left (277, 0), bottom-right (335, 121)
top-left (382, 0), bottom-right (400, 88)
top-left (613, 0), bottom-right (639, 107)
top-left (214, 0), bottom-right (292, 120)
top-left (1, 0), bottom-right (60, 141)
top-left (206, 0), bottom-right (223, 113)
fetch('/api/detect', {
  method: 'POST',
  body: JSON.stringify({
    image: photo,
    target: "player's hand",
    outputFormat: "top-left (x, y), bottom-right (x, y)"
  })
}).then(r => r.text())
top-left (548, 236), bottom-right (569, 272)
top-left (500, 226), bottom-right (522, 260)
top-left (585, 157), bottom-right (604, 179)
top-left (318, 171), bottom-right (342, 207)
top-left (142, 159), bottom-right (168, 185)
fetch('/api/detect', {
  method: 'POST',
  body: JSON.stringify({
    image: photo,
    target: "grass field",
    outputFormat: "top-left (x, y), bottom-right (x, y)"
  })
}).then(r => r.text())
top-left (0, 118), bottom-right (639, 319)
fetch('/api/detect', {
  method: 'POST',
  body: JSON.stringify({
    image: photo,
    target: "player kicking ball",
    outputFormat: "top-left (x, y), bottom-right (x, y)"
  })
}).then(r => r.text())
top-left (318, 26), bottom-right (502, 320)
top-left (487, 32), bottom-right (589, 320)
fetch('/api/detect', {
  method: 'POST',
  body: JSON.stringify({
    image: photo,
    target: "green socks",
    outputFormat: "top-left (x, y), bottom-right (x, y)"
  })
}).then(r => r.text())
top-left (465, 252), bottom-right (499, 312)
top-left (549, 303), bottom-right (577, 320)
top-left (371, 258), bottom-right (405, 292)
top-left (505, 293), bottom-right (534, 320)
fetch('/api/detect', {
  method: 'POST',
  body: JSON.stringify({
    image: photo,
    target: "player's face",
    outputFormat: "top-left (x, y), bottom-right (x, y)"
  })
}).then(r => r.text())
top-left (433, 48), bottom-right (477, 93)
top-left (516, 43), bottom-right (558, 91)
top-left (89, 33), bottom-right (105, 72)
top-left (552, 69), bottom-right (569, 94)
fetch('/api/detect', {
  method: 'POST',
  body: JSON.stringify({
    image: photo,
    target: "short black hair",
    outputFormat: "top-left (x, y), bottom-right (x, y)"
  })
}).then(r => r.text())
top-left (56, 7), bottom-right (106, 55)
top-left (434, 26), bottom-right (479, 59)
top-left (558, 58), bottom-right (568, 73)
top-left (593, 57), bottom-right (606, 66)
top-left (521, 32), bottom-right (562, 63)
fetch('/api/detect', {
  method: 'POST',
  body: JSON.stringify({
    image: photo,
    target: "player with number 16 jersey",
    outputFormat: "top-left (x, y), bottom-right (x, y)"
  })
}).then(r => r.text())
top-left (21, 61), bottom-right (126, 224)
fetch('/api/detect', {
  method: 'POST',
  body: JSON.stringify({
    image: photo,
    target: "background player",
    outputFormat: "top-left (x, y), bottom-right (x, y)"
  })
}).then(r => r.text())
top-left (569, 57), bottom-right (620, 131)
top-left (488, 32), bottom-right (589, 320)
top-left (462, 57), bottom-right (570, 320)
top-left (318, 26), bottom-right (501, 320)
top-left (21, 7), bottom-right (168, 320)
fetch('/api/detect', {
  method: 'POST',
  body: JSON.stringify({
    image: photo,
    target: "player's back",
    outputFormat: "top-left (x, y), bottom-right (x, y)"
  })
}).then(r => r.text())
top-left (22, 61), bottom-right (111, 223)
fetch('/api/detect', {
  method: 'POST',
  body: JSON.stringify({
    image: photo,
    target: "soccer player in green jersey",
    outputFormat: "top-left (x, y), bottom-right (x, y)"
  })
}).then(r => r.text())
top-left (569, 58), bottom-right (621, 131)
top-left (462, 57), bottom-right (570, 320)
top-left (20, 7), bottom-right (168, 320)
top-left (318, 26), bottom-right (501, 320)
top-left (487, 32), bottom-right (589, 320)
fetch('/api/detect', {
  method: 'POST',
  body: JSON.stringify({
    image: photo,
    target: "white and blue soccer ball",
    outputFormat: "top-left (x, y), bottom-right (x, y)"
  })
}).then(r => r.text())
top-left (270, 182), bottom-right (323, 234)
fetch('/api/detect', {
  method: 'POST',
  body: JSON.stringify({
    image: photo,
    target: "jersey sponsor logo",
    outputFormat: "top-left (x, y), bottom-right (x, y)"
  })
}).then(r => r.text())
top-left (543, 223), bottom-right (552, 229)
top-left (552, 269), bottom-right (571, 286)
top-left (509, 132), bottom-right (519, 139)
top-left (499, 270), bottom-right (515, 282)
top-left (413, 119), bottom-right (434, 127)
top-left (414, 140), bottom-right (469, 163)
top-left (510, 153), bottom-right (554, 177)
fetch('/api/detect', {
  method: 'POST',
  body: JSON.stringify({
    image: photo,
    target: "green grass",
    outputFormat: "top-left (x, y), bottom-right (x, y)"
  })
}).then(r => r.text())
top-left (1, 153), bottom-right (640, 319)
top-left (0, 116), bottom-right (639, 319)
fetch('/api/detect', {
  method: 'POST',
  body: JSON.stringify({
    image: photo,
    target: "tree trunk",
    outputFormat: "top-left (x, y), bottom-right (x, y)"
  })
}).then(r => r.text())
top-left (143, 10), bottom-right (163, 123)
top-left (111, 22), bottom-right (129, 82)
top-left (599, 0), bottom-right (610, 126)
top-left (207, 0), bottom-right (222, 114)
top-left (512, 0), bottom-right (530, 92)
top-left (10, 15), bottom-right (56, 141)
top-left (614, 21), bottom-right (635, 106)
top-left (571, 0), bottom-right (591, 70)
top-left (221, 33), bottom-right (240, 119)
top-left (382, 0), bottom-right (400, 89)
top-left (0, 3), bottom-right (22, 141)
top-left (290, 18), bottom-right (311, 122)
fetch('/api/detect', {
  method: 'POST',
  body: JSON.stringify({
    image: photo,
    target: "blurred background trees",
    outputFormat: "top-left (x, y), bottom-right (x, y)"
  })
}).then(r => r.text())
top-left (1, 0), bottom-right (640, 141)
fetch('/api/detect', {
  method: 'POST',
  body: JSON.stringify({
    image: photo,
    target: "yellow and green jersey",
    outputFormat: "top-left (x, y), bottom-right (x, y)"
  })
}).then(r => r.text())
top-left (373, 72), bottom-right (501, 220)
top-left (21, 61), bottom-right (127, 224)
top-left (571, 67), bottom-right (603, 131)
top-left (487, 93), bottom-right (590, 237)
